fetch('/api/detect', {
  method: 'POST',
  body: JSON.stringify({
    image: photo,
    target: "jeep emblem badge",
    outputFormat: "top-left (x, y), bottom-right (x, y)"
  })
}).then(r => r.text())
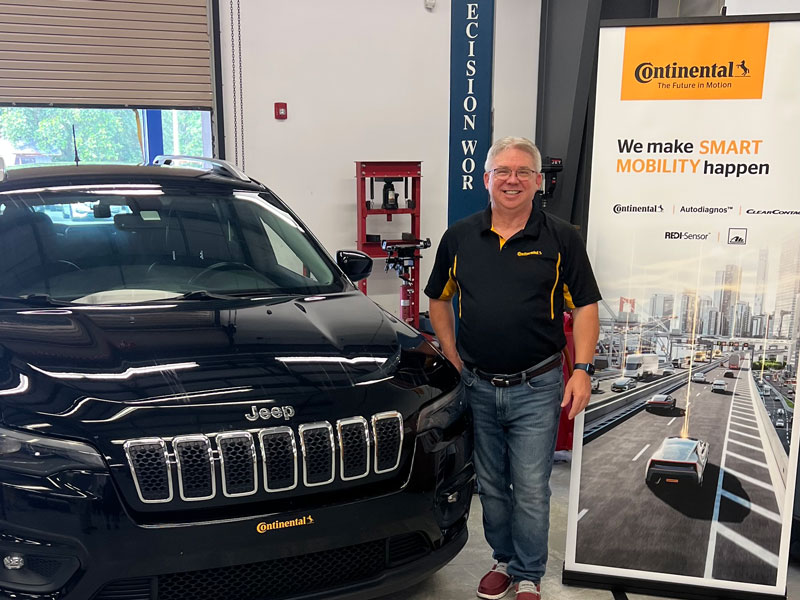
top-left (245, 405), bottom-right (296, 422)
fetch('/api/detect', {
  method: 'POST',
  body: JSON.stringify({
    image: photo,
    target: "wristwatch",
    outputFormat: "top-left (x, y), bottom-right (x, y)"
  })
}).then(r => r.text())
top-left (573, 363), bottom-right (595, 375)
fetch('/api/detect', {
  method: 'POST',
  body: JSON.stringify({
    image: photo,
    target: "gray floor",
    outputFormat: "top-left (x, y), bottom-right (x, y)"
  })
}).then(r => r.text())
top-left (378, 459), bottom-right (800, 600)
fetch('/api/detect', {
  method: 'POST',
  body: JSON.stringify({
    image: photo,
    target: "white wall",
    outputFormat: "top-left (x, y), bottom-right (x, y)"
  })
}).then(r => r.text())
top-left (493, 0), bottom-right (540, 141)
top-left (725, 0), bottom-right (800, 13)
top-left (219, 0), bottom-right (540, 316)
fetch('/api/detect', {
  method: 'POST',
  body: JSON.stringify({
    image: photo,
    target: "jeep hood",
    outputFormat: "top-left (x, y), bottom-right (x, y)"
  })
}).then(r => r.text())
top-left (0, 291), bottom-right (456, 440)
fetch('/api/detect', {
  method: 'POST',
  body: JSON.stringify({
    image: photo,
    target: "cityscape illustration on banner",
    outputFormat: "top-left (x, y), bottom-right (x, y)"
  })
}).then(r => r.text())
top-left (566, 17), bottom-right (800, 600)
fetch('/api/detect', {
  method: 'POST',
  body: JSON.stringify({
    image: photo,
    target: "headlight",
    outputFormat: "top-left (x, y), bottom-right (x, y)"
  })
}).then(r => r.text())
top-left (0, 426), bottom-right (105, 476)
top-left (417, 385), bottom-right (466, 432)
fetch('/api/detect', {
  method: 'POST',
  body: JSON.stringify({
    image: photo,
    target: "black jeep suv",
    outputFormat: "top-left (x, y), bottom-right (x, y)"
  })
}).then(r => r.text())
top-left (0, 157), bottom-right (473, 600)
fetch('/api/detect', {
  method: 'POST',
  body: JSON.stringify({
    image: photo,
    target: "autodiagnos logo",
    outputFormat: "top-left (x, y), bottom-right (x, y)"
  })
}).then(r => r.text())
top-left (664, 231), bottom-right (710, 241)
top-left (634, 60), bottom-right (738, 84)
top-left (679, 205), bottom-right (732, 215)
top-left (613, 203), bottom-right (663, 214)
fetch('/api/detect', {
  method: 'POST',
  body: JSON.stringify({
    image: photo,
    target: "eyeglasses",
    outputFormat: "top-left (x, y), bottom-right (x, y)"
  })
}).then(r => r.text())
top-left (489, 167), bottom-right (538, 181)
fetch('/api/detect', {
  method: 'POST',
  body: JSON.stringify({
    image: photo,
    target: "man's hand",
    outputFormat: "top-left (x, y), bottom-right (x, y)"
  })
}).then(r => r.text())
top-left (428, 298), bottom-right (462, 373)
top-left (561, 370), bottom-right (592, 420)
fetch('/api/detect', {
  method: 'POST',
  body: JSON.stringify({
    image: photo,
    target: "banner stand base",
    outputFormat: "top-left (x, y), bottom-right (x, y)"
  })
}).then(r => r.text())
top-left (562, 566), bottom-right (786, 600)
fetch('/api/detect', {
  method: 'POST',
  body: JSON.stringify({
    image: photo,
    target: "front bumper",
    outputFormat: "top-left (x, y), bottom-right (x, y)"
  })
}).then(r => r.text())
top-left (0, 430), bottom-right (473, 600)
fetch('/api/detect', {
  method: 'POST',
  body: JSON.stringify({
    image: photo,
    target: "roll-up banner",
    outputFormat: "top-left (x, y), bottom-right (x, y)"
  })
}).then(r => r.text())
top-left (565, 16), bottom-right (800, 600)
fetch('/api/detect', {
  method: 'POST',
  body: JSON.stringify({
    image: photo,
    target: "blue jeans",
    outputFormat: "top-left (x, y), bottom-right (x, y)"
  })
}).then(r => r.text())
top-left (462, 364), bottom-right (563, 583)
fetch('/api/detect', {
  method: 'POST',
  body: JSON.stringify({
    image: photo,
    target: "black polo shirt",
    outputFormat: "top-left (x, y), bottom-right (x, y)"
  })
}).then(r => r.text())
top-left (424, 205), bottom-right (601, 374)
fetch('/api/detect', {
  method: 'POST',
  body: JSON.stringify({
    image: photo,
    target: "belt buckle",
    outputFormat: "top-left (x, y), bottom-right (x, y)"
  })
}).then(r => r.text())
top-left (491, 376), bottom-right (509, 387)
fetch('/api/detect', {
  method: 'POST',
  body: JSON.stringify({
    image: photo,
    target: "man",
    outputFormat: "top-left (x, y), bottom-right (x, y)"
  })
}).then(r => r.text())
top-left (424, 137), bottom-right (600, 600)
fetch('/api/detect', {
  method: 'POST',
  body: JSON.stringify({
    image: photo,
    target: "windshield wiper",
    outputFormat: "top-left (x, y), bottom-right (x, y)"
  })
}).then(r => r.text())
top-left (176, 290), bottom-right (297, 304)
top-left (176, 290), bottom-right (238, 301)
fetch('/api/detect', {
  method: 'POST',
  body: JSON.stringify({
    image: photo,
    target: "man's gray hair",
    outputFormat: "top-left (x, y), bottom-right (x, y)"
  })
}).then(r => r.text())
top-left (484, 136), bottom-right (542, 172)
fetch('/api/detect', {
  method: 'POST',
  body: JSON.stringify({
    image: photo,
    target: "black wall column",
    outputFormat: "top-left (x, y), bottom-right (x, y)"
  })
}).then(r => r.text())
top-left (535, 0), bottom-right (657, 234)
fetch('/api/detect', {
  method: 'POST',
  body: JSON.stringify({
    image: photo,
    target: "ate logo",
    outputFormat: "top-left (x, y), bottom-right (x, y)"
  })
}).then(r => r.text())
top-left (728, 228), bottom-right (747, 245)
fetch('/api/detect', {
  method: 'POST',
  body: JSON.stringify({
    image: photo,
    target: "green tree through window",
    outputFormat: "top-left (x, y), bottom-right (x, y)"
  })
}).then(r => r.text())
top-left (161, 110), bottom-right (205, 157)
top-left (0, 107), bottom-right (142, 165)
top-left (0, 108), bottom-right (209, 166)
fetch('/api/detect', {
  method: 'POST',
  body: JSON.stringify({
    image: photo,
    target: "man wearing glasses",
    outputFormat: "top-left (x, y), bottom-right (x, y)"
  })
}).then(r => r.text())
top-left (425, 137), bottom-right (600, 600)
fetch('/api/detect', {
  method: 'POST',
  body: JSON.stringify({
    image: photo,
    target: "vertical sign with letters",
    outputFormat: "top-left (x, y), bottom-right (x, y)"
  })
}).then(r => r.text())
top-left (447, 0), bottom-right (494, 225)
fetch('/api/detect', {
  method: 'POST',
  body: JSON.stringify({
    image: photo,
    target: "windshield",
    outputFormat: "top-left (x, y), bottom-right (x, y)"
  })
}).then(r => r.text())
top-left (660, 439), bottom-right (697, 461)
top-left (0, 183), bottom-right (344, 303)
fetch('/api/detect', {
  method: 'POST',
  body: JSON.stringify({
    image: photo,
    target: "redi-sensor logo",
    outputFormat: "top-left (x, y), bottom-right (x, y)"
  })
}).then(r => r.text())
top-left (664, 231), bottom-right (710, 241)
top-left (621, 23), bottom-right (768, 100)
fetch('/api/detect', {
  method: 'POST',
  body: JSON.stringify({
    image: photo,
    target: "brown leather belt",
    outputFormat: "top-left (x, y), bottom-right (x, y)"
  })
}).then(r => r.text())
top-left (469, 354), bottom-right (562, 388)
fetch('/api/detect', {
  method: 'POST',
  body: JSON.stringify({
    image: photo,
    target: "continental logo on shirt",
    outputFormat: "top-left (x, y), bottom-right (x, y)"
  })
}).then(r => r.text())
top-left (517, 250), bottom-right (542, 257)
top-left (256, 515), bottom-right (314, 534)
top-left (621, 23), bottom-right (768, 100)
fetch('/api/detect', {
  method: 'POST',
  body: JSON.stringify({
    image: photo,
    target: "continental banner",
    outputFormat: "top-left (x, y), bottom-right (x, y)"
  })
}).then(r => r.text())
top-left (566, 17), bottom-right (800, 599)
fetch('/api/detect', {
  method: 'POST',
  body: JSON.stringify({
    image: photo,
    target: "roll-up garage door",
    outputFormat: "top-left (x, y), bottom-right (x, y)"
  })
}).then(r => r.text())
top-left (0, 0), bottom-right (213, 109)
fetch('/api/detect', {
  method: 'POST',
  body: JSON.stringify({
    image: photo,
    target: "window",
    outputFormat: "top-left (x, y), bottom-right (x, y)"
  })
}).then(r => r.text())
top-left (0, 107), bottom-right (212, 168)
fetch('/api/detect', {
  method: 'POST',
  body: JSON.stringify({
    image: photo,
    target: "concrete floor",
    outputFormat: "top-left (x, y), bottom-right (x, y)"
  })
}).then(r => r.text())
top-left (378, 459), bottom-right (800, 600)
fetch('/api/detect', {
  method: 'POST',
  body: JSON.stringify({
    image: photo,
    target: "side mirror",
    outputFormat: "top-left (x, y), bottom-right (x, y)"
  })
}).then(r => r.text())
top-left (336, 250), bottom-right (372, 282)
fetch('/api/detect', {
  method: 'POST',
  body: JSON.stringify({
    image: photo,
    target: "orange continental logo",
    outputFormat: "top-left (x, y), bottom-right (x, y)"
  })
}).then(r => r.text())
top-left (256, 515), bottom-right (315, 534)
top-left (621, 23), bottom-right (768, 100)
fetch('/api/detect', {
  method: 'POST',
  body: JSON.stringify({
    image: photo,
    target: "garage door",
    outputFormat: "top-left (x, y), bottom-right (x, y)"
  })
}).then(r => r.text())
top-left (0, 0), bottom-right (213, 109)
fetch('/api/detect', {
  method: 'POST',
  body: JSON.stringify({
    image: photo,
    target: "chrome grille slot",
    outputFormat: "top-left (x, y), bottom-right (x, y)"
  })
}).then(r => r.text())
top-left (124, 438), bottom-right (172, 503)
top-left (173, 435), bottom-right (215, 501)
top-left (337, 417), bottom-right (370, 481)
top-left (259, 427), bottom-right (297, 492)
top-left (372, 412), bottom-right (403, 473)
top-left (299, 422), bottom-right (335, 486)
top-left (218, 432), bottom-right (258, 497)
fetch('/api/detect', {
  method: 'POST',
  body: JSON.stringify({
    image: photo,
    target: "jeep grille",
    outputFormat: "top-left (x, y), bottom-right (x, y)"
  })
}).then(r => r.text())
top-left (123, 412), bottom-right (403, 504)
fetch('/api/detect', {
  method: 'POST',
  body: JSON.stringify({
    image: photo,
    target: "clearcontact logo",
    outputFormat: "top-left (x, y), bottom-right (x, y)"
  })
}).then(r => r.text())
top-left (746, 209), bottom-right (800, 215)
top-left (664, 231), bottom-right (710, 240)
top-left (613, 204), bottom-right (663, 214)
top-left (679, 206), bottom-right (732, 215)
top-left (256, 515), bottom-right (315, 534)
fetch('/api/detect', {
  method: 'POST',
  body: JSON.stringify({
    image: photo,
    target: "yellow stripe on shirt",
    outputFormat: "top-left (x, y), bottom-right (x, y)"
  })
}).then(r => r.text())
top-left (490, 226), bottom-right (507, 250)
top-left (563, 283), bottom-right (575, 310)
top-left (550, 252), bottom-right (561, 319)
top-left (438, 255), bottom-right (458, 301)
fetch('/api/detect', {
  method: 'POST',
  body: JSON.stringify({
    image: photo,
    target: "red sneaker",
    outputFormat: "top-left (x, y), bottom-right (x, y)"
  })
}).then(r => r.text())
top-left (514, 580), bottom-right (541, 600)
top-left (477, 562), bottom-right (512, 599)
